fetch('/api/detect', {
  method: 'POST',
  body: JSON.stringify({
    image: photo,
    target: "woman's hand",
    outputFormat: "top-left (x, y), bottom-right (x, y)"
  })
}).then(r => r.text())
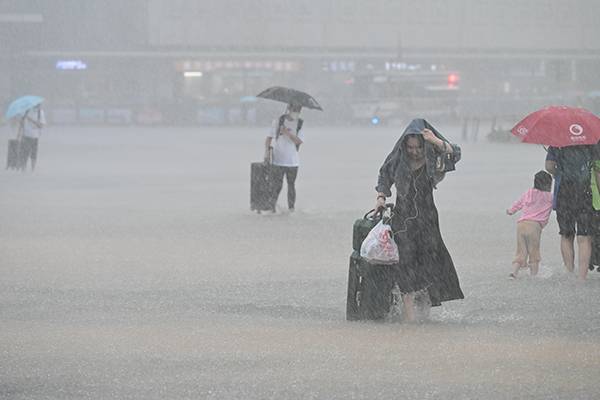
top-left (422, 128), bottom-right (449, 153)
top-left (376, 194), bottom-right (386, 211)
top-left (422, 128), bottom-right (437, 143)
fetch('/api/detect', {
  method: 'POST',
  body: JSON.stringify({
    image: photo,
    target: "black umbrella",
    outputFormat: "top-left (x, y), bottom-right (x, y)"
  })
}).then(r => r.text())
top-left (256, 86), bottom-right (323, 111)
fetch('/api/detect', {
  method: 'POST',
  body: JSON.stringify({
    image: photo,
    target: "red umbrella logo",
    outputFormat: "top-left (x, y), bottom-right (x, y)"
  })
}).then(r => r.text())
top-left (569, 124), bottom-right (583, 136)
top-left (515, 126), bottom-right (528, 137)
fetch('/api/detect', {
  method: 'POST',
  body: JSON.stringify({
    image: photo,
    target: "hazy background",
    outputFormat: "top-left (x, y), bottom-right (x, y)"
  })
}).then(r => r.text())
top-left (2, 2), bottom-right (600, 399)
top-left (1, 0), bottom-right (600, 128)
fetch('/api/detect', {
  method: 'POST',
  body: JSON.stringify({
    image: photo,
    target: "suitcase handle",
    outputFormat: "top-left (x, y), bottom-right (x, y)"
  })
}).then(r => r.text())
top-left (264, 147), bottom-right (273, 165)
top-left (363, 203), bottom-right (394, 220)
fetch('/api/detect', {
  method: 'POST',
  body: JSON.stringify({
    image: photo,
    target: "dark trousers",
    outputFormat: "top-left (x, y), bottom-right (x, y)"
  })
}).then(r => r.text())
top-left (271, 166), bottom-right (298, 210)
top-left (20, 136), bottom-right (38, 170)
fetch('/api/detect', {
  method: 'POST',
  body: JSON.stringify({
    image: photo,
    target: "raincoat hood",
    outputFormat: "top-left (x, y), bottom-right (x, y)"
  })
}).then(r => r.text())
top-left (376, 119), bottom-right (459, 196)
top-left (388, 118), bottom-right (448, 158)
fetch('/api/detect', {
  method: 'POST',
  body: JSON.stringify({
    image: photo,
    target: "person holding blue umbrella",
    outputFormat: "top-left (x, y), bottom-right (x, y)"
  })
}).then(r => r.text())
top-left (19, 104), bottom-right (46, 171)
top-left (4, 96), bottom-right (45, 171)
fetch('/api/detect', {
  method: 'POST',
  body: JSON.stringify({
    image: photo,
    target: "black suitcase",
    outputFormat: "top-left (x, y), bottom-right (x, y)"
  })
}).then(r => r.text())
top-left (6, 139), bottom-right (20, 170)
top-left (347, 250), bottom-right (395, 321)
top-left (250, 162), bottom-right (274, 212)
top-left (347, 205), bottom-right (396, 321)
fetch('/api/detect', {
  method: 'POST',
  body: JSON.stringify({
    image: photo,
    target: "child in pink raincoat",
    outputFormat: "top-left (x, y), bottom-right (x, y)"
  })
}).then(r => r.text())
top-left (506, 171), bottom-right (553, 278)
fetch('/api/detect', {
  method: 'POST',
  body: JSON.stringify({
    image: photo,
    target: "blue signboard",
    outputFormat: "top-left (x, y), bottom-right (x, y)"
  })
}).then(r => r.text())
top-left (55, 60), bottom-right (87, 70)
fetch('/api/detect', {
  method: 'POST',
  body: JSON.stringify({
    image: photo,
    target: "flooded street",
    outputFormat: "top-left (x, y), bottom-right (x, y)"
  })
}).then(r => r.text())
top-left (1, 125), bottom-right (600, 399)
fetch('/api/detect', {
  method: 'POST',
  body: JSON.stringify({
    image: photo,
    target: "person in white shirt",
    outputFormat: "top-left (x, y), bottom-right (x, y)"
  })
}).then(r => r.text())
top-left (264, 104), bottom-right (305, 212)
top-left (18, 104), bottom-right (46, 171)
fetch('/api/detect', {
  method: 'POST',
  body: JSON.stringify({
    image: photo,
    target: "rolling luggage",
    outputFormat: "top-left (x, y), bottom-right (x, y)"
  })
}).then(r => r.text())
top-left (250, 162), bottom-right (274, 212)
top-left (346, 205), bottom-right (395, 321)
top-left (347, 250), bottom-right (396, 320)
top-left (6, 139), bottom-right (21, 170)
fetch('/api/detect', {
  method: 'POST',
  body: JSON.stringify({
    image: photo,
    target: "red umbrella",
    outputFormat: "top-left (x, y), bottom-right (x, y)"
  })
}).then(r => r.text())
top-left (511, 106), bottom-right (600, 147)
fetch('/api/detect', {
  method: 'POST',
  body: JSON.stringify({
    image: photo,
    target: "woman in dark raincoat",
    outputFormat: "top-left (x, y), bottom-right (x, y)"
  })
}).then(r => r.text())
top-left (375, 119), bottom-right (464, 321)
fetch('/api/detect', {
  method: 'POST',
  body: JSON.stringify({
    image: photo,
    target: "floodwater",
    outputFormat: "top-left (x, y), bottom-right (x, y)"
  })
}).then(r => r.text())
top-left (1, 124), bottom-right (599, 399)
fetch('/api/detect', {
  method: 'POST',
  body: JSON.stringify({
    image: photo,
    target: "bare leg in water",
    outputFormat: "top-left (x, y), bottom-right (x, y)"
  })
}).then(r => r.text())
top-left (510, 261), bottom-right (523, 278)
top-left (402, 293), bottom-right (416, 322)
top-left (560, 235), bottom-right (575, 273)
top-left (577, 235), bottom-right (592, 281)
top-left (529, 261), bottom-right (539, 276)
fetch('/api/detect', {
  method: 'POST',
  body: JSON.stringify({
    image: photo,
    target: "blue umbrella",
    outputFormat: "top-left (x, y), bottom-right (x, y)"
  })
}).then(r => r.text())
top-left (5, 95), bottom-right (44, 120)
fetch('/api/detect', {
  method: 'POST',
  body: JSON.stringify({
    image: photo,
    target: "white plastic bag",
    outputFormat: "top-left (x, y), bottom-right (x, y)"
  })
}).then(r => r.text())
top-left (360, 219), bottom-right (399, 265)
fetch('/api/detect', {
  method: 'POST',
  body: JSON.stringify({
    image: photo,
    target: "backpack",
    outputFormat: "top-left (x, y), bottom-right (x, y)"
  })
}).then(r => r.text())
top-left (556, 145), bottom-right (593, 184)
top-left (277, 114), bottom-right (303, 132)
top-left (277, 115), bottom-right (303, 150)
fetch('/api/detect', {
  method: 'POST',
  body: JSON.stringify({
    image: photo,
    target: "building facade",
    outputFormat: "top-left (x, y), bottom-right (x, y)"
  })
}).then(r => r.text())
top-left (2, 0), bottom-right (600, 124)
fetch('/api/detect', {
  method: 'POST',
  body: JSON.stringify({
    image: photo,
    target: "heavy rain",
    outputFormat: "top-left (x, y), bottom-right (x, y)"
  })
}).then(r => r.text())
top-left (1, 1), bottom-right (600, 399)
